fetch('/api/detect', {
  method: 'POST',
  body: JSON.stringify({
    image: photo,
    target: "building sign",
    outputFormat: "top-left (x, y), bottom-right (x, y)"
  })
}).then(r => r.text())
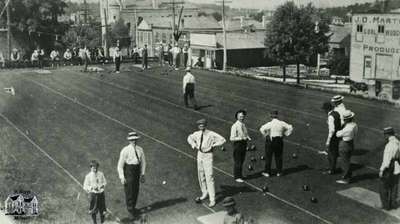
top-left (363, 44), bottom-right (400, 54)
top-left (354, 16), bottom-right (400, 25)
top-left (190, 33), bottom-right (216, 48)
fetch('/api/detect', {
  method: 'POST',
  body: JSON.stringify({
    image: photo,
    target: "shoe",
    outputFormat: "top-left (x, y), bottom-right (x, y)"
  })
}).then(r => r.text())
top-left (336, 179), bottom-right (349, 184)
top-left (208, 201), bottom-right (216, 208)
top-left (261, 172), bottom-right (270, 178)
top-left (276, 172), bottom-right (283, 177)
top-left (235, 178), bottom-right (244, 183)
top-left (194, 195), bottom-right (208, 203)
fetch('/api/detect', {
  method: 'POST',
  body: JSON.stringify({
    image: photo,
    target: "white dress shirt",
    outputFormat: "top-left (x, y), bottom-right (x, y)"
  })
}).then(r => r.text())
top-left (259, 118), bottom-right (293, 139)
top-left (230, 120), bottom-right (251, 141)
top-left (187, 129), bottom-right (226, 153)
top-left (380, 136), bottom-right (400, 174)
top-left (64, 51), bottom-right (72, 60)
top-left (334, 103), bottom-right (346, 125)
top-left (113, 49), bottom-right (122, 60)
top-left (183, 72), bottom-right (196, 92)
top-left (83, 171), bottom-right (107, 193)
top-left (117, 144), bottom-right (146, 179)
top-left (336, 122), bottom-right (358, 141)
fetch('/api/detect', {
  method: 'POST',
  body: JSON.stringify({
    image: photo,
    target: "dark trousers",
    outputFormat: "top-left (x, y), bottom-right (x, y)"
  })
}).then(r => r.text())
top-left (142, 57), bottom-right (148, 69)
top-left (184, 84), bottom-right (197, 108)
top-left (89, 192), bottom-right (106, 224)
top-left (133, 53), bottom-right (139, 64)
top-left (233, 140), bottom-right (247, 179)
top-left (124, 164), bottom-right (141, 215)
top-left (264, 137), bottom-right (284, 174)
top-left (115, 57), bottom-right (121, 72)
top-left (380, 174), bottom-right (399, 210)
top-left (339, 140), bottom-right (353, 180)
top-left (184, 53), bottom-right (188, 67)
top-left (328, 137), bottom-right (339, 172)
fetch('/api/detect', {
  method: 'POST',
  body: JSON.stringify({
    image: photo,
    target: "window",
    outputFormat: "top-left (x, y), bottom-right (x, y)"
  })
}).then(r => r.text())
top-left (363, 56), bottom-right (372, 79)
top-left (378, 25), bottom-right (385, 33)
top-left (377, 25), bottom-right (385, 43)
top-left (356, 24), bottom-right (363, 32)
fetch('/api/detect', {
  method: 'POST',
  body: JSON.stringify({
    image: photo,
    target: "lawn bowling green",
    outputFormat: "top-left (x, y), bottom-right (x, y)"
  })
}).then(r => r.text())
top-left (0, 64), bottom-right (398, 224)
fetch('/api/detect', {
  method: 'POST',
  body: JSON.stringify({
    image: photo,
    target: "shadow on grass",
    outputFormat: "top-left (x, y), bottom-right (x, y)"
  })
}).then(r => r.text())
top-left (352, 148), bottom-right (370, 156)
top-left (217, 184), bottom-right (256, 202)
top-left (196, 104), bottom-right (213, 110)
top-left (138, 197), bottom-right (187, 213)
top-left (351, 172), bottom-right (379, 183)
top-left (284, 164), bottom-right (312, 176)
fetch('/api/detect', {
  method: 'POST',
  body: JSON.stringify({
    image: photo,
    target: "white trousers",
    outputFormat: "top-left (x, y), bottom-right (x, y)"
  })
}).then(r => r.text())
top-left (197, 151), bottom-right (215, 202)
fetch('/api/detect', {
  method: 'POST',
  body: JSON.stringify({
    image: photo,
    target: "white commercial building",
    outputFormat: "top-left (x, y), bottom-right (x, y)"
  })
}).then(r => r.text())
top-left (350, 13), bottom-right (400, 100)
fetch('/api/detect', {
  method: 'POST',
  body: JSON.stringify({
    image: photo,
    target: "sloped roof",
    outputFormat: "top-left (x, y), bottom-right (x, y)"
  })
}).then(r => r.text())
top-left (328, 24), bottom-right (351, 44)
top-left (139, 16), bottom-right (221, 30)
top-left (222, 19), bottom-right (265, 31)
top-left (216, 32), bottom-right (265, 50)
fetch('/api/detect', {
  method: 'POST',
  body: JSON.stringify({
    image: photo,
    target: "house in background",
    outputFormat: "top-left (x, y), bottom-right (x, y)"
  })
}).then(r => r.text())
top-left (328, 23), bottom-right (352, 57)
top-left (136, 16), bottom-right (221, 57)
top-left (190, 32), bottom-right (267, 69)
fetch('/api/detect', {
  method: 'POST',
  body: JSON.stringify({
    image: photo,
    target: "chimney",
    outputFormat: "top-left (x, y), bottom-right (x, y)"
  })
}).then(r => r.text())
top-left (240, 16), bottom-right (244, 28)
top-left (262, 15), bottom-right (266, 29)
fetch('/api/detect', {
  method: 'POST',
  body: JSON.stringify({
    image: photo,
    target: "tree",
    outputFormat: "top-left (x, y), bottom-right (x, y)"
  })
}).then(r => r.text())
top-left (264, 2), bottom-right (329, 83)
top-left (62, 24), bottom-right (101, 49)
top-left (327, 51), bottom-right (349, 76)
top-left (249, 11), bottom-right (264, 22)
top-left (1, 0), bottom-right (68, 51)
top-left (211, 12), bottom-right (222, 22)
top-left (110, 18), bottom-right (131, 48)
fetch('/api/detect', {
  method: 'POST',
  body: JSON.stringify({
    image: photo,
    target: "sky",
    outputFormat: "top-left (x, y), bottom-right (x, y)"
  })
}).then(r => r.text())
top-left (75, 0), bottom-right (378, 10)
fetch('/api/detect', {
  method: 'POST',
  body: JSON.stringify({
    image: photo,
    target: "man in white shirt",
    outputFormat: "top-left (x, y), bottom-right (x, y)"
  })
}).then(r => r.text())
top-left (336, 110), bottom-right (358, 184)
top-left (117, 132), bottom-right (146, 218)
top-left (113, 46), bottom-right (122, 73)
top-left (230, 110), bottom-right (251, 183)
top-left (0, 51), bottom-right (5, 68)
top-left (379, 127), bottom-right (400, 210)
top-left (50, 49), bottom-right (60, 68)
top-left (63, 49), bottom-right (73, 66)
top-left (322, 101), bottom-right (342, 174)
top-left (187, 119), bottom-right (226, 207)
top-left (331, 95), bottom-right (346, 125)
top-left (259, 110), bottom-right (293, 177)
top-left (182, 67), bottom-right (198, 110)
top-left (171, 43), bottom-right (180, 70)
top-left (83, 160), bottom-right (107, 224)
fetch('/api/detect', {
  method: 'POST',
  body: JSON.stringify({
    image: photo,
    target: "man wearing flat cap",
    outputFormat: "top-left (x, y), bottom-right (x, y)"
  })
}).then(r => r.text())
top-left (331, 95), bottom-right (347, 125)
top-left (222, 197), bottom-right (244, 224)
top-left (336, 110), bottom-right (358, 184)
top-left (183, 67), bottom-right (198, 110)
top-left (322, 101), bottom-right (342, 174)
top-left (117, 132), bottom-right (146, 218)
top-left (230, 110), bottom-right (251, 183)
top-left (259, 110), bottom-right (293, 177)
top-left (379, 127), bottom-right (400, 210)
top-left (187, 119), bottom-right (226, 207)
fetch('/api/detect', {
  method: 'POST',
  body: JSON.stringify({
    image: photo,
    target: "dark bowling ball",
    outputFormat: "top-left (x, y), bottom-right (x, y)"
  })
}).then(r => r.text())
top-left (302, 185), bottom-right (310, 191)
top-left (262, 186), bottom-right (269, 193)
top-left (292, 153), bottom-right (298, 159)
top-left (260, 156), bottom-right (265, 160)
top-left (247, 164), bottom-right (254, 171)
top-left (310, 197), bottom-right (318, 203)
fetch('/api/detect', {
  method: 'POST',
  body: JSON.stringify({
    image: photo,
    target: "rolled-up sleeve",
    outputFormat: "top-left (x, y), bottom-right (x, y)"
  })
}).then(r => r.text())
top-left (117, 150), bottom-right (126, 180)
top-left (187, 133), bottom-right (196, 149)
top-left (211, 132), bottom-right (226, 147)
top-left (283, 122), bottom-right (293, 136)
top-left (259, 123), bottom-right (270, 137)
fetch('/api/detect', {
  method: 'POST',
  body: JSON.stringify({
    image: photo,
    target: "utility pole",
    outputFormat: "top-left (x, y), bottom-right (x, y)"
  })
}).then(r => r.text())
top-left (216, 0), bottom-right (232, 72)
top-left (6, 0), bottom-right (11, 60)
top-left (83, 0), bottom-right (88, 24)
top-left (164, 0), bottom-right (184, 44)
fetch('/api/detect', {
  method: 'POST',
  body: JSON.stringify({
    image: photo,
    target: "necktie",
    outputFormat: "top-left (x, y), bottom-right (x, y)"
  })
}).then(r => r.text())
top-left (199, 132), bottom-right (204, 152)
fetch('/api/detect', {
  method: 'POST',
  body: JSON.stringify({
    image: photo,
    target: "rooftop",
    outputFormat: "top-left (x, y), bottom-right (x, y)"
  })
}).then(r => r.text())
top-left (216, 32), bottom-right (265, 50)
top-left (328, 24), bottom-right (351, 44)
top-left (138, 16), bottom-right (221, 31)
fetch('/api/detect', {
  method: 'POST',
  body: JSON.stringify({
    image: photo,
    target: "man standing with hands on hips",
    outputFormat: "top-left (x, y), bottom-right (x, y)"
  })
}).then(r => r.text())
top-left (117, 132), bottom-right (146, 219)
top-left (259, 110), bottom-right (293, 178)
top-left (187, 119), bottom-right (226, 207)
top-left (230, 110), bottom-right (251, 183)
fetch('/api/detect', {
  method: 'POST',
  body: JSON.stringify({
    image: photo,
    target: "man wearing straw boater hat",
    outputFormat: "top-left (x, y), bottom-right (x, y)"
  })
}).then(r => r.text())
top-left (222, 197), bottom-right (244, 224)
top-left (331, 95), bottom-right (347, 125)
top-left (379, 127), bottom-right (400, 210)
top-left (117, 132), bottom-right (146, 218)
top-left (187, 118), bottom-right (226, 207)
top-left (335, 110), bottom-right (358, 184)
